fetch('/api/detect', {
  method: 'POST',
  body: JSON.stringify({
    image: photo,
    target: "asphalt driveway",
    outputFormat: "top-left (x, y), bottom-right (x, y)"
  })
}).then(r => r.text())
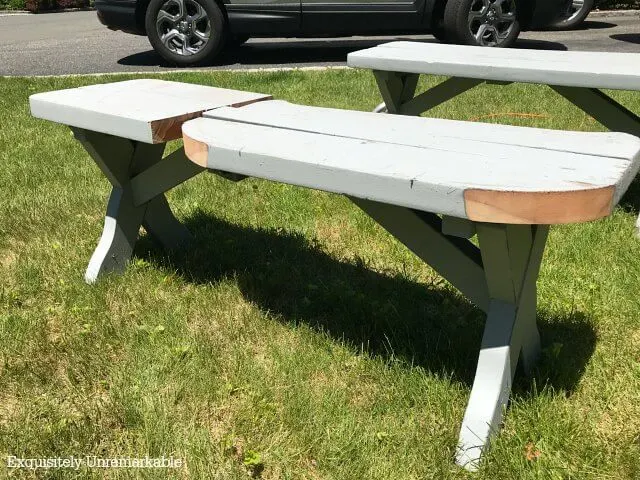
top-left (0, 10), bottom-right (639, 76)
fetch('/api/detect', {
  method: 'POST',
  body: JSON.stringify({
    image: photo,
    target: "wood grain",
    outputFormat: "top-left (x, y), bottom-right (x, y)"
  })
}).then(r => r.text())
top-left (182, 131), bottom-right (208, 167)
top-left (464, 187), bottom-right (615, 224)
top-left (151, 111), bottom-right (204, 143)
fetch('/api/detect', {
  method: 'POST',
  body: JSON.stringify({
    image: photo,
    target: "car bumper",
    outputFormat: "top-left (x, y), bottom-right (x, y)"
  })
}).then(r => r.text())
top-left (95, 0), bottom-right (144, 34)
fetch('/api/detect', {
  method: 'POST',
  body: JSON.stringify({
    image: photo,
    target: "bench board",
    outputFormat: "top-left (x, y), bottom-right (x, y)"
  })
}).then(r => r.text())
top-left (29, 79), bottom-right (272, 144)
top-left (347, 42), bottom-right (640, 91)
top-left (182, 101), bottom-right (640, 224)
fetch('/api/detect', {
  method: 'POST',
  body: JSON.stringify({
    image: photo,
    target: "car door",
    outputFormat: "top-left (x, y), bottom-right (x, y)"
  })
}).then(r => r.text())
top-left (224, 0), bottom-right (302, 35)
top-left (300, 0), bottom-right (426, 34)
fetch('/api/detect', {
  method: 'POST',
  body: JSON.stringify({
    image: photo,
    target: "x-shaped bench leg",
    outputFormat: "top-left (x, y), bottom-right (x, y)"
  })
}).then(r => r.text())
top-left (373, 71), bottom-right (483, 115)
top-left (73, 129), bottom-right (200, 283)
top-left (456, 223), bottom-right (548, 470)
top-left (351, 198), bottom-right (548, 470)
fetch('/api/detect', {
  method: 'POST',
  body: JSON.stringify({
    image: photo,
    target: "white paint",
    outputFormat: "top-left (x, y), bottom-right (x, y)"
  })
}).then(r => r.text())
top-left (348, 41), bottom-right (640, 91)
top-left (29, 79), bottom-right (270, 143)
top-left (185, 102), bottom-right (640, 221)
top-left (204, 100), bottom-right (640, 161)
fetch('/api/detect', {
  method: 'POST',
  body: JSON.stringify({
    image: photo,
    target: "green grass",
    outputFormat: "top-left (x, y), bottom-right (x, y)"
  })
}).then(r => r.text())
top-left (1, 70), bottom-right (640, 479)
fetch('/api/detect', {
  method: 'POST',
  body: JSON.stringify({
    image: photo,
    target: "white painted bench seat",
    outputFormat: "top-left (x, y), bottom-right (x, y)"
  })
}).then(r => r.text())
top-left (29, 79), bottom-right (272, 144)
top-left (347, 41), bottom-right (640, 90)
top-left (183, 100), bottom-right (640, 225)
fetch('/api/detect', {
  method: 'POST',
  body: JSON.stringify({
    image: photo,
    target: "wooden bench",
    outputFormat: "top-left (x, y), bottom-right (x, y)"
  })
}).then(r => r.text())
top-left (181, 99), bottom-right (640, 470)
top-left (29, 79), bottom-right (271, 283)
top-left (347, 41), bottom-right (640, 232)
top-left (30, 79), bottom-right (640, 471)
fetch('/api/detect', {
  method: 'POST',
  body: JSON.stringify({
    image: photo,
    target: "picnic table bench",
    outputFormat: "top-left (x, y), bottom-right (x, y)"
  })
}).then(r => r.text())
top-left (347, 41), bottom-right (640, 231)
top-left (29, 79), bottom-right (271, 283)
top-left (30, 77), bottom-right (640, 470)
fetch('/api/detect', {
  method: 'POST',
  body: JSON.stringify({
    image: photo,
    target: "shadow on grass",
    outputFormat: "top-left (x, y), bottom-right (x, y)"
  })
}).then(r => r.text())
top-left (618, 176), bottom-right (640, 215)
top-left (137, 211), bottom-right (595, 395)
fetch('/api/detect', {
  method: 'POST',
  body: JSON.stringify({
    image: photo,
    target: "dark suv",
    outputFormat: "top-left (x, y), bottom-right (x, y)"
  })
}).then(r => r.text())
top-left (97, 0), bottom-right (562, 66)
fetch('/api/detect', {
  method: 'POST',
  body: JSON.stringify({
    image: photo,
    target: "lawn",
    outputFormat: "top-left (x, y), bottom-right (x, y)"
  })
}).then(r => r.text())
top-left (1, 70), bottom-right (639, 479)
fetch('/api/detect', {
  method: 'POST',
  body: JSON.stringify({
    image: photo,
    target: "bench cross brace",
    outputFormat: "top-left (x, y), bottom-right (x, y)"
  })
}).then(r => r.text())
top-left (352, 198), bottom-right (548, 471)
top-left (72, 129), bottom-right (204, 283)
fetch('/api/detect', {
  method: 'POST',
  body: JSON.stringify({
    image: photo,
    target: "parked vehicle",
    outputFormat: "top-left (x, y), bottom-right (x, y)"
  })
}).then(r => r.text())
top-left (552, 0), bottom-right (594, 29)
top-left (96, 0), bottom-right (564, 66)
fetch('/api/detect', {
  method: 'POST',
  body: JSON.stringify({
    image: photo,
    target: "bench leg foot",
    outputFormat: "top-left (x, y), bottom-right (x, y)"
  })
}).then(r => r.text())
top-left (456, 223), bottom-right (548, 470)
top-left (74, 129), bottom-right (193, 283)
top-left (85, 187), bottom-right (146, 283)
top-left (456, 300), bottom-right (517, 471)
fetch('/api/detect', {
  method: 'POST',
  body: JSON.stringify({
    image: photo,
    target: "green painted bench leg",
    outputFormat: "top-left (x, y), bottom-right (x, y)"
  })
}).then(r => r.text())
top-left (350, 199), bottom-right (549, 469)
top-left (372, 72), bottom-right (482, 115)
top-left (372, 71), bottom-right (419, 113)
top-left (85, 184), bottom-right (147, 283)
top-left (456, 223), bottom-right (548, 470)
top-left (73, 129), bottom-right (193, 283)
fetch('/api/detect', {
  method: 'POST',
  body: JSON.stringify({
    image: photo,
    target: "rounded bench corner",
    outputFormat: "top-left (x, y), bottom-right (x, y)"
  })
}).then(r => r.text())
top-left (463, 186), bottom-right (616, 225)
top-left (182, 128), bottom-right (209, 168)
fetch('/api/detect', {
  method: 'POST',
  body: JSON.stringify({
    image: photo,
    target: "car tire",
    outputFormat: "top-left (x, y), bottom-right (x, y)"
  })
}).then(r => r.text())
top-left (551, 0), bottom-right (593, 30)
top-left (145, 0), bottom-right (226, 66)
top-left (444, 0), bottom-right (521, 48)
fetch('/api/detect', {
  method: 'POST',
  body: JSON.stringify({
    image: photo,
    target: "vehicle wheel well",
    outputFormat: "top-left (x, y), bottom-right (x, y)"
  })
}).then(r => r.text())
top-left (430, 0), bottom-right (533, 31)
top-left (135, 0), bottom-right (229, 33)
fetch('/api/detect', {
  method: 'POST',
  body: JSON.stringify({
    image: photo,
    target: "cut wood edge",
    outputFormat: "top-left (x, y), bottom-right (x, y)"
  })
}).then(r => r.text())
top-left (150, 95), bottom-right (273, 143)
top-left (151, 111), bottom-right (204, 143)
top-left (229, 94), bottom-right (274, 108)
top-left (464, 186), bottom-right (615, 224)
top-left (182, 132), bottom-right (209, 168)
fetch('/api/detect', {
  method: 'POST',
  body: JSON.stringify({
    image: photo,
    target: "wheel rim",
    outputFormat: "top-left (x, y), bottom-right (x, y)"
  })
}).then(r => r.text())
top-left (467, 0), bottom-right (517, 47)
top-left (155, 0), bottom-right (210, 56)
top-left (563, 0), bottom-right (586, 23)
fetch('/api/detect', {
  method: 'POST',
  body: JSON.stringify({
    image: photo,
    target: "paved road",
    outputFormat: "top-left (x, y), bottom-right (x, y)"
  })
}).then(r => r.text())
top-left (0, 10), bottom-right (639, 76)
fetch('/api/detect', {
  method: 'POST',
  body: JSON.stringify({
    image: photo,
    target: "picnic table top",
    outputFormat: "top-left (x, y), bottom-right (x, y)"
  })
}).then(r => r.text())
top-left (183, 100), bottom-right (640, 224)
top-left (347, 42), bottom-right (640, 91)
top-left (29, 79), bottom-right (271, 144)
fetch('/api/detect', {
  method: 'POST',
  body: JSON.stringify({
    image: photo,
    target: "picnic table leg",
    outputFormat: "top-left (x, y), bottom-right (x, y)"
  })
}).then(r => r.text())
top-left (456, 223), bottom-right (548, 470)
top-left (73, 129), bottom-right (192, 283)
